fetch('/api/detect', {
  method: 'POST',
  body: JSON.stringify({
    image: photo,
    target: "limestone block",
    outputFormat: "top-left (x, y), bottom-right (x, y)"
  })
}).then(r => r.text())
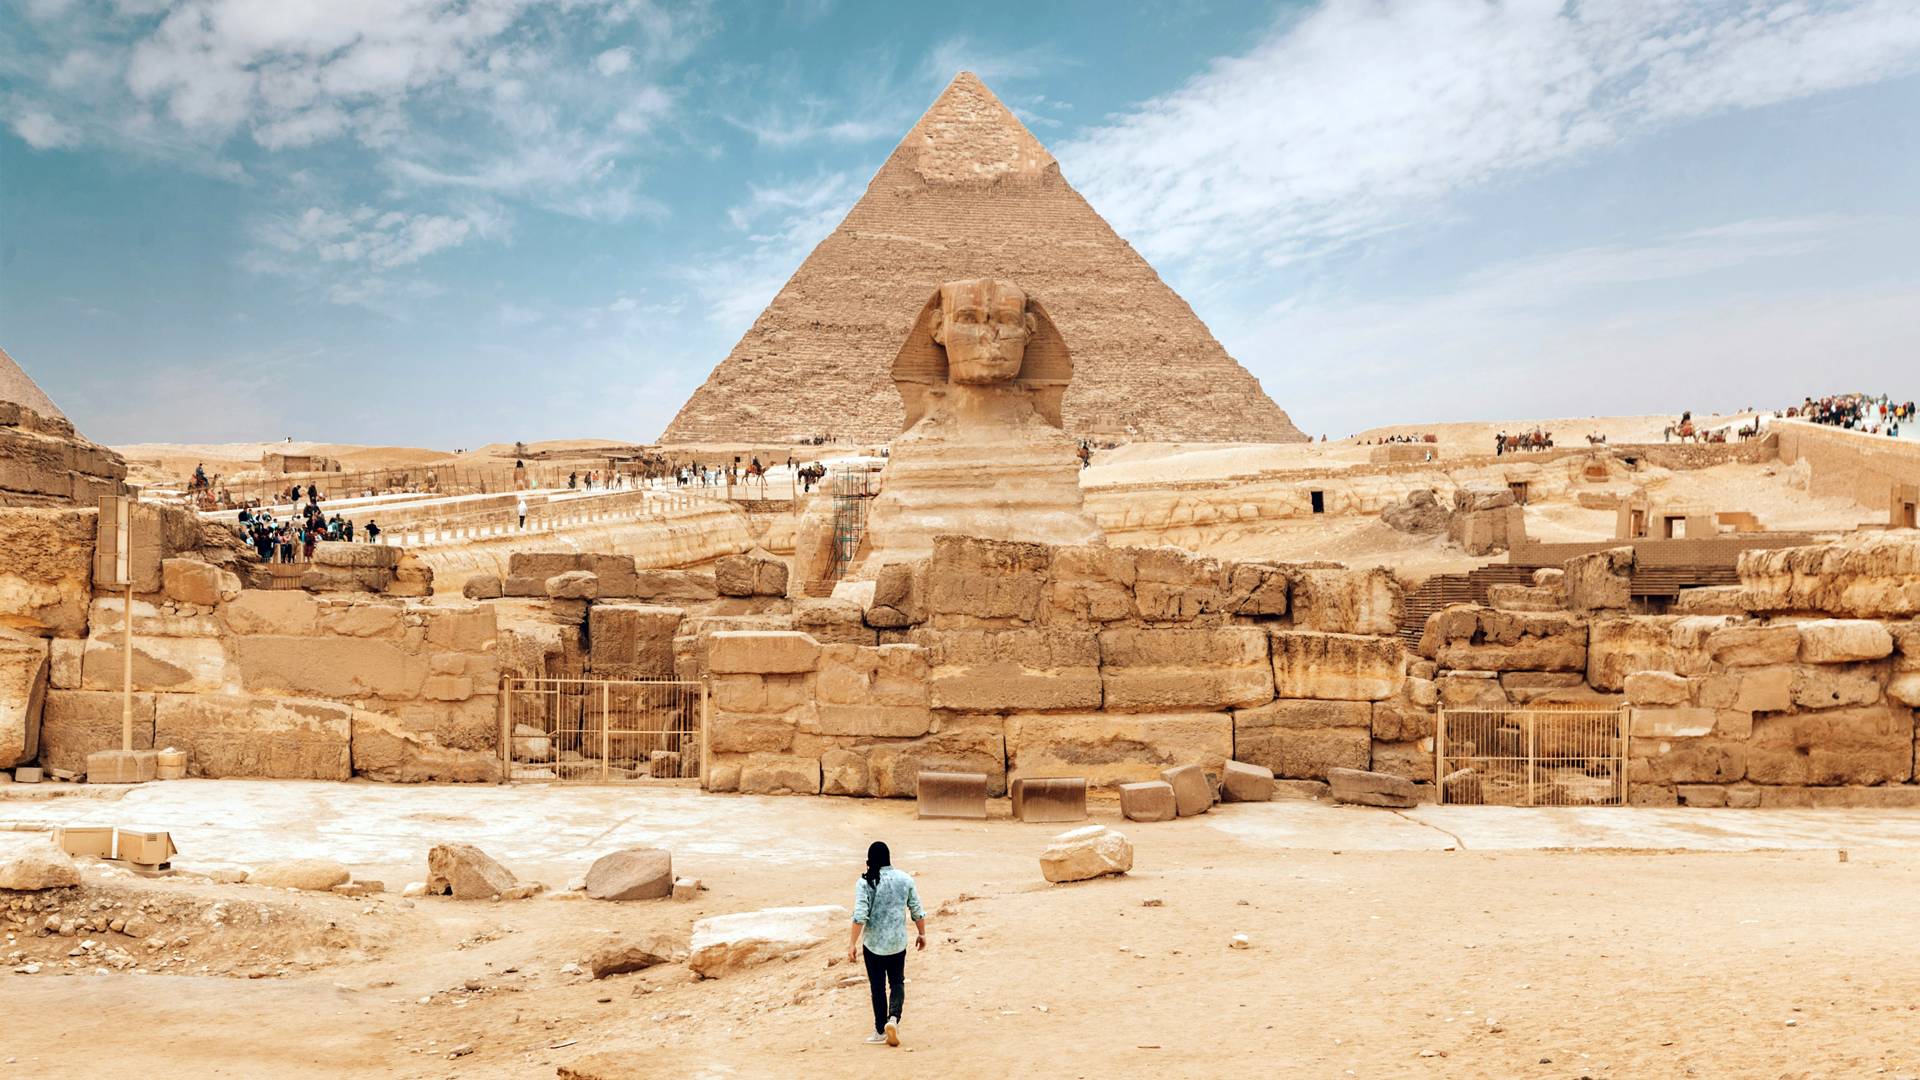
top-left (502, 576), bottom-right (547, 598)
top-left (1159, 762), bottom-right (1212, 816)
top-left (313, 542), bottom-right (400, 569)
top-left (223, 591), bottom-right (319, 636)
top-left (1672, 586), bottom-right (1750, 616)
top-left (154, 694), bottom-right (352, 780)
top-left (1039, 824), bottom-right (1133, 883)
top-left (252, 859), bottom-right (352, 892)
top-left (582, 554), bottom-right (640, 599)
top-left (589, 604), bottom-right (682, 680)
top-left (319, 603), bottom-right (404, 639)
top-left (1004, 711), bottom-right (1230, 790)
top-left (1586, 617), bottom-right (1714, 692)
top-left (1747, 704), bottom-right (1915, 785)
top-left (709, 708), bottom-right (802, 754)
top-left (917, 770), bottom-right (988, 819)
top-left (81, 633), bottom-right (231, 695)
top-left (1625, 671), bottom-right (1690, 706)
top-left (753, 558), bottom-right (790, 597)
top-left (1012, 776), bottom-right (1088, 822)
top-left (0, 632), bottom-right (48, 768)
top-left (737, 752), bottom-right (820, 795)
top-left (1406, 676), bottom-right (1437, 707)
top-left (633, 570), bottom-right (720, 604)
top-left (0, 507), bottom-right (95, 637)
top-left (1632, 707), bottom-right (1717, 738)
top-left (1438, 672), bottom-right (1506, 710)
top-left (1289, 567), bottom-right (1403, 635)
top-left (1563, 547), bottom-right (1633, 613)
top-left (1737, 532), bottom-right (1920, 618)
top-left (350, 710), bottom-right (502, 783)
top-left (865, 719), bottom-right (1007, 797)
top-left (1328, 767), bottom-right (1418, 808)
top-left (233, 636), bottom-right (423, 700)
top-left (0, 841), bottom-right (81, 891)
top-left (794, 598), bottom-right (876, 646)
top-left (1431, 609), bottom-right (1588, 672)
top-left (463, 575), bottom-right (503, 600)
top-left (804, 705), bottom-right (931, 738)
top-left (714, 554), bottom-right (787, 597)
top-left (160, 559), bottom-right (240, 607)
top-left (708, 631), bottom-right (821, 675)
top-left (1733, 666), bottom-right (1794, 713)
top-left (548, 598), bottom-right (589, 625)
top-left (1628, 739), bottom-right (1746, 785)
top-left (913, 627), bottom-right (1103, 711)
top-left (585, 848), bottom-right (673, 901)
top-left (38, 689), bottom-right (154, 774)
top-left (803, 644), bottom-right (930, 737)
top-left (1270, 631), bottom-right (1404, 701)
top-left (820, 748), bottom-right (870, 796)
top-left (1797, 619), bottom-right (1895, 664)
top-left (867, 560), bottom-right (928, 628)
top-left (1119, 780), bottom-right (1176, 821)
top-left (86, 748), bottom-right (156, 784)
top-left (48, 638), bottom-right (81, 689)
top-left (426, 843), bottom-right (516, 899)
top-left (1220, 759), bottom-right (1275, 802)
top-left (1097, 627), bottom-right (1274, 711)
top-left (299, 567), bottom-right (391, 593)
top-left (688, 905), bottom-right (848, 978)
top-left (1370, 740), bottom-right (1433, 783)
top-left (1232, 699), bottom-right (1372, 780)
top-left (1891, 671), bottom-right (1920, 708)
top-left (546, 571), bottom-right (599, 601)
top-left (1486, 584), bottom-right (1562, 612)
top-left (1499, 671), bottom-right (1589, 705)
top-left (1222, 562), bottom-right (1289, 617)
top-left (424, 604), bottom-right (497, 652)
top-left (925, 536), bottom-right (1050, 623)
top-left (589, 933), bottom-right (680, 979)
top-left (1371, 693), bottom-right (1435, 742)
top-left (1791, 663), bottom-right (1888, 709)
top-left (1706, 624), bottom-right (1800, 667)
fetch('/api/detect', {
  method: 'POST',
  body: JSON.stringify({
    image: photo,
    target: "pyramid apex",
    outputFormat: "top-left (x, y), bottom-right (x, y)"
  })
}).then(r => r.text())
top-left (895, 70), bottom-right (1054, 185)
top-left (0, 345), bottom-right (66, 421)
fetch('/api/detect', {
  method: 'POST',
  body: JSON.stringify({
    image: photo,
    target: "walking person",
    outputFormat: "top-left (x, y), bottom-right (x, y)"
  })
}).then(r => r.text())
top-left (517, 497), bottom-right (528, 530)
top-left (847, 841), bottom-right (925, 1047)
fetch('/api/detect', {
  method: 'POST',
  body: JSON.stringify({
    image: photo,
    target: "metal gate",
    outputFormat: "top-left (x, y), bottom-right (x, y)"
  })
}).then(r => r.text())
top-left (499, 677), bottom-right (707, 783)
top-left (1436, 705), bottom-right (1628, 806)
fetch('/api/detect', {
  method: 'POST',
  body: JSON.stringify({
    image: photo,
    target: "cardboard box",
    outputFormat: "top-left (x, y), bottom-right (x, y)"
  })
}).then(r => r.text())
top-left (53, 825), bottom-right (115, 858)
top-left (115, 828), bottom-right (177, 866)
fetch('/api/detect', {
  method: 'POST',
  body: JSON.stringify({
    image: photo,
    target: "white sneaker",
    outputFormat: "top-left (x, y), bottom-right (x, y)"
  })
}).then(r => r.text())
top-left (885, 1018), bottom-right (899, 1046)
top-left (865, 1033), bottom-right (887, 1044)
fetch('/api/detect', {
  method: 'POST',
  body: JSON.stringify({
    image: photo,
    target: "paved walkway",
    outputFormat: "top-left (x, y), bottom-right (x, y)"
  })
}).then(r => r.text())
top-left (7, 781), bottom-right (1920, 884)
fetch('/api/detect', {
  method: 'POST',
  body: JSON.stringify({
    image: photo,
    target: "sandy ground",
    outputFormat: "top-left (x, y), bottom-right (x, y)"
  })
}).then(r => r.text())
top-left (5, 782), bottom-right (1920, 1079)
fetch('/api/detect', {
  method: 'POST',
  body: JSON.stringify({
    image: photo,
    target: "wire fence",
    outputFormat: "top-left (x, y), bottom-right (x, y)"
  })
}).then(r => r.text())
top-left (1437, 705), bottom-right (1628, 806)
top-left (501, 677), bottom-right (705, 784)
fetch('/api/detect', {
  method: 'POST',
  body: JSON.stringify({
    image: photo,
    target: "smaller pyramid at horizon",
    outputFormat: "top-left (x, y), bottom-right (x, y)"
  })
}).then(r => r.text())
top-left (661, 72), bottom-right (1305, 446)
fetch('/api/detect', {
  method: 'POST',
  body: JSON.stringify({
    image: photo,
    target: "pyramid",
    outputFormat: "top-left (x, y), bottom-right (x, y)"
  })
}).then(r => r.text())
top-left (660, 73), bottom-right (1307, 446)
top-left (1, 344), bottom-right (126, 508)
top-left (0, 345), bottom-right (66, 420)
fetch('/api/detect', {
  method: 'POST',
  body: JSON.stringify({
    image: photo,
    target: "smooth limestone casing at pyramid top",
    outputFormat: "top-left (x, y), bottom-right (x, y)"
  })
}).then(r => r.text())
top-left (662, 72), bottom-right (1306, 446)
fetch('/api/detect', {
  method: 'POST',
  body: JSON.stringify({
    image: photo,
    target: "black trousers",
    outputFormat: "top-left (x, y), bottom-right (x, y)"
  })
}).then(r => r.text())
top-left (862, 947), bottom-right (906, 1032)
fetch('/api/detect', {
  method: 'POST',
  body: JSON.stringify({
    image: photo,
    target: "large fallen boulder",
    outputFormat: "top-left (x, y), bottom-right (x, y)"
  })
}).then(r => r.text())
top-left (1039, 824), bottom-right (1134, 883)
top-left (1328, 767), bottom-right (1419, 809)
top-left (426, 843), bottom-right (517, 899)
top-left (584, 848), bottom-right (673, 901)
top-left (249, 858), bottom-right (351, 891)
top-left (0, 840), bottom-right (81, 890)
top-left (589, 933), bottom-right (683, 979)
top-left (688, 905), bottom-right (849, 978)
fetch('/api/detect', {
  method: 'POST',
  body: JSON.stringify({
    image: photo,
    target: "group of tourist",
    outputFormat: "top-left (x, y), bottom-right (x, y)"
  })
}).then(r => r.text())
top-left (566, 469), bottom-right (636, 491)
top-left (1370, 433), bottom-right (1434, 445)
top-left (233, 499), bottom-right (379, 563)
top-left (1786, 394), bottom-right (1912, 438)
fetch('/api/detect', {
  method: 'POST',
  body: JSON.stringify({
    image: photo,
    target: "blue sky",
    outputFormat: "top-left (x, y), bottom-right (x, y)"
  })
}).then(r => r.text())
top-left (2, 0), bottom-right (1917, 448)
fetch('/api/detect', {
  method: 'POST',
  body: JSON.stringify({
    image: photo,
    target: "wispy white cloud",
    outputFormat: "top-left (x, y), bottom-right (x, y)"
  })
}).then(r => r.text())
top-left (691, 170), bottom-right (859, 329)
top-left (1063, 0), bottom-right (1920, 270)
top-left (9, 106), bottom-right (79, 148)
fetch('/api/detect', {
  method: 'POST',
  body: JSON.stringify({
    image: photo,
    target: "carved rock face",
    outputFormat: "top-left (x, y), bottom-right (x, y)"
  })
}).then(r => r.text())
top-left (931, 278), bottom-right (1034, 385)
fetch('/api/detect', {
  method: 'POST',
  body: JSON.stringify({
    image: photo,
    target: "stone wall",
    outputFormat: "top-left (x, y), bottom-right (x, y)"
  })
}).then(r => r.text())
top-left (1773, 420), bottom-right (1920, 519)
top-left (0, 400), bottom-right (127, 509)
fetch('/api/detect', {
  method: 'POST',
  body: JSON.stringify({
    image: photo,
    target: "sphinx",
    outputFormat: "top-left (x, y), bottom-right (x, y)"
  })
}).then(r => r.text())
top-left (850, 278), bottom-right (1106, 573)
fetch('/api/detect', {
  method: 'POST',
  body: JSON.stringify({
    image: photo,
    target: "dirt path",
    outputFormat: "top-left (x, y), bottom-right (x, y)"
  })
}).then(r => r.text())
top-left (7, 791), bottom-right (1920, 1079)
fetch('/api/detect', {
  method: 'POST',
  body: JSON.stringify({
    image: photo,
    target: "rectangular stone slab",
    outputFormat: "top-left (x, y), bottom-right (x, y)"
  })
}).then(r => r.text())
top-left (1160, 763), bottom-right (1212, 817)
top-left (86, 748), bottom-right (156, 785)
top-left (1118, 780), bottom-right (1176, 822)
top-left (1328, 766), bottom-right (1418, 808)
top-left (1011, 777), bottom-right (1087, 823)
top-left (916, 771), bottom-right (987, 819)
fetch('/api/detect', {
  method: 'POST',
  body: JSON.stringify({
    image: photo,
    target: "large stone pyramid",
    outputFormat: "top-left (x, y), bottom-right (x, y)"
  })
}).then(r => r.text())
top-left (661, 73), bottom-right (1306, 446)
top-left (0, 344), bottom-right (126, 507)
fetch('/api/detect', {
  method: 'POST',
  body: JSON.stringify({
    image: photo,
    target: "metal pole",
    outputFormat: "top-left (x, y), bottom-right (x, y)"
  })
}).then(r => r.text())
top-left (121, 578), bottom-right (133, 752)
top-left (601, 682), bottom-right (610, 783)
top-left (1525, 712), bottom-right (1536, 808)
top-left (700, 679), bottom-right (710, 790)
top-left (1435, 707), bottom-right (1446, 806)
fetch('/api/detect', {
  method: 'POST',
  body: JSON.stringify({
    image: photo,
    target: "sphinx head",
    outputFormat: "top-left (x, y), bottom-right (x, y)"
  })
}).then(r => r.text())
top-left (929, 278), bottom-right (1035, 385)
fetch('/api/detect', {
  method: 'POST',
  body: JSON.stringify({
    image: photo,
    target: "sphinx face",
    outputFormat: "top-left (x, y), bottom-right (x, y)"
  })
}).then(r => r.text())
top-left (932, 279), bottom-right (1033, 385)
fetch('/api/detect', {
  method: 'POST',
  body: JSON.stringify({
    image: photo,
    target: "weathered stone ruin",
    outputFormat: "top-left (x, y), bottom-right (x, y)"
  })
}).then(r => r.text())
top-left (661, 72), bottom-right (1304, 446)
top-left (0, 345), bottom-right (126, 508)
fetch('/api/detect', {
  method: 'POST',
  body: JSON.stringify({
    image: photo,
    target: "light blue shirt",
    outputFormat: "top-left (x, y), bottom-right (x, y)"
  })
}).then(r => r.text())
top-left (851, 866), bottom-right (924, 956)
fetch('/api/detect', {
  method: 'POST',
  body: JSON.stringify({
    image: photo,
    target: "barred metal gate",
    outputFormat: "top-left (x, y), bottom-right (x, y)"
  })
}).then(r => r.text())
top-left (499, 677), bottom-right (706, 784)
top-left (1436, 705), bottom-right (1628, 806)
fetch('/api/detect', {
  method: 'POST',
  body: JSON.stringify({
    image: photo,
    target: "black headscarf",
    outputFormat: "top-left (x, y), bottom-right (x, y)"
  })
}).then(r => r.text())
top-left (863, 841), bottom-right (890, 887)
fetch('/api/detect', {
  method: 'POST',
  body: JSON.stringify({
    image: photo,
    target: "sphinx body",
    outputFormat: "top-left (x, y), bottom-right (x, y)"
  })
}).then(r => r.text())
top-left (854, 278), bottom-right (1105, 572)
